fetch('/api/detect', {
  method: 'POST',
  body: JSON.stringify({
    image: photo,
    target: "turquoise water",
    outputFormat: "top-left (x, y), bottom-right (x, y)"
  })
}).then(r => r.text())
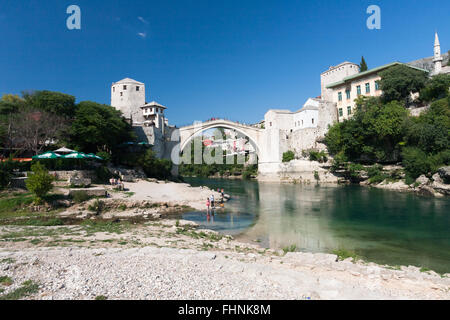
top-left (182, 177), bottom-right (450, 274)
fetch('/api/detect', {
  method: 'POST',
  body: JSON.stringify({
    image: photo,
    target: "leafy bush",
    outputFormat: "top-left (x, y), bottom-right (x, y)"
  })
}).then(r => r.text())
top-left (309, 150), bottom-right (328, 163)
top-left (71, 191), bottom-right (91, 203)
top-left (138, 149), bottom-right (172, 180)
top-left (347, 163), bottom-right (365, 180)
top-left (94, 166), bottom-right (113, 183)
top-left (242, 164), bottom-right (258, 180)
top-left (96, 151), bottom-right (111, 163)
top-left (401, 147), bottom-right (431, 179)
top-left (330, 152), bottom-right (347, 173)
top-left (0, 162), bottom-right (12, 190)
top-left (88, 199), bottom-right (104, 215)
top-left (25, 162), bottom-right (54, 202)
top-left (366, 164), bottom-right (383, 178)
top-left (369, 174), bottom-right (387, 184)
top-left (282, 244), bottom-right (297, 254)
top-left (366, 164), bottom-right (387, 184)
top-left (420, 74), bottom-right (450, 102)
top-left (282, 151), bottom-right (295, 163)
top-left (314, 171), bottom-right (320, 181)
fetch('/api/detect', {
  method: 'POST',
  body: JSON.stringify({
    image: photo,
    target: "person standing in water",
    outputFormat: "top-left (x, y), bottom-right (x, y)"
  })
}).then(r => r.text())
top-left (206, 198), bottom-right (210, 215)
top-left (210, 194), bottom-right (215, 209)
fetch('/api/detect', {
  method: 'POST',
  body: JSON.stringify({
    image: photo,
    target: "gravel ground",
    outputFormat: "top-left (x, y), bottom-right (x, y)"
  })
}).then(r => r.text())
top-left (1, 244), bottom-right (449, 300)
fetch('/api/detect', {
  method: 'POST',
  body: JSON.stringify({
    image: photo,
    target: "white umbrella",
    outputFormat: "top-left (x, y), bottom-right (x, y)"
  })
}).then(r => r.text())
top-left (54, 147), bottom-right (76, 154)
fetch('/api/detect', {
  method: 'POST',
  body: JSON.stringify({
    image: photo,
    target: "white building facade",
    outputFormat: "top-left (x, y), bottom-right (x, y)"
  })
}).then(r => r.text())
top-left (110, 78), bottom-right (176, 162)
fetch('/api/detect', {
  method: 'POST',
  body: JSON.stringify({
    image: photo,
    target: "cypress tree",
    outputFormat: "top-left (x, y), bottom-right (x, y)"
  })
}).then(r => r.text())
top-left (360, 56), bottom-right (368, 72)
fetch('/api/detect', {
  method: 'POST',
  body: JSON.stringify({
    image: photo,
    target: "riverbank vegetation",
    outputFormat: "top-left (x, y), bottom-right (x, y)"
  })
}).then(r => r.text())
top-left (0, 90), bottom-right (176, 185)
top-left (179, 136), bottom-right (258, 179)
top-left (324, 69), bottom-right (450, 183)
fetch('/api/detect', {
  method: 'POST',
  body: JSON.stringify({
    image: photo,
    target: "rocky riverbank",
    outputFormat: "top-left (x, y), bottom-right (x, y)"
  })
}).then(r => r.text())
top-left (0, 219), bottom-right (449, 300)
top-left (258, 160), bottom-right (450, 197)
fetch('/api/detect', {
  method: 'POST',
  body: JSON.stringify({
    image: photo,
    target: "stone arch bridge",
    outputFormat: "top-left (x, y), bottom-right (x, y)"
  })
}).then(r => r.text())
top-left (165, 119), bottom-right (286, 175)
top-left (179, 120), bottom-right (264, 156)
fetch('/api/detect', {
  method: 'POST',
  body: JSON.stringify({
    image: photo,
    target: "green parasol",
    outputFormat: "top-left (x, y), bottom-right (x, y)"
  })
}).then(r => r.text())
top-left (32, 152), bottom-right (62, 159)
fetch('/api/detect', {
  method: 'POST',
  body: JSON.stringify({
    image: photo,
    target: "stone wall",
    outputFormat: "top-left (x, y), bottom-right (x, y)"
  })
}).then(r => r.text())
top-left (287, 100), bottom-right (337, 155)
top-left (258, 160), bottom-right (338, 183)
top-left (48, 170), bottom-right (96, 181)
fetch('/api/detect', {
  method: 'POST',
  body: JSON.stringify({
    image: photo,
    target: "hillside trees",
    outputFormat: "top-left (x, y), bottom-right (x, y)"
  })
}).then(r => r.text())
top-left (11, 108), bottom-right (68, 155)
top-left (22, 90), bottom-right (76, 119)
top-left (68, 101), bottom-right (134, 153)
top-left (379, 64), bottom-right (428, 104)
top-left (324, 73), bottom-right (450, 180)
top-left (420, 74), bottom-right (450, 102)
top-left (324, 97), bottom-right (407, 163)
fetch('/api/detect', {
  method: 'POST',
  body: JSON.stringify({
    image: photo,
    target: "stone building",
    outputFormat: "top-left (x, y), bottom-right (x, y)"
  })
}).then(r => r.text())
top-left (111, 78), bottom-right (146, 122)
top-left (110, 78), bottom-right (176, 160)
top-left (258, 32), bottom-right (448, 170)
top-left (323, 32), bottom-right (448, 122)
top-left (263, 97), bottom-right (337, 158)
top-left (325, 62), bottom-right (427, 121)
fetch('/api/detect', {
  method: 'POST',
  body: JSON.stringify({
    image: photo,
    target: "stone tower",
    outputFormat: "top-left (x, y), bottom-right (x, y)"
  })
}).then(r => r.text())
top-left (320, 62), bottom-right (360, 102)
top-left (433, 32), bottom-right (443, 75)
top-left (111, 78), bottom-right (146, 123)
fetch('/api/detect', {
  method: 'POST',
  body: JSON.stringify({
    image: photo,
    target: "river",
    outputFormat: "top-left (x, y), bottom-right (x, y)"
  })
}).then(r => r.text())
top-left (182, 177), bottom-right (450, 274)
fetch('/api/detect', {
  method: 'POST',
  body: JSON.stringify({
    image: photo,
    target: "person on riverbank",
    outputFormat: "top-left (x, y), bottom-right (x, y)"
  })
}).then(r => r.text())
top-left (210, 194), bottom-right (215, 209)
top-left (206, 198), bottom-right (210, 214)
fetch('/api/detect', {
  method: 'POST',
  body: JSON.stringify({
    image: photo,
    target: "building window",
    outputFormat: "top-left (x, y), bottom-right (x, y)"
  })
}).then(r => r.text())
top-left (302, 120), bottom-right (304, 126)
top-left (375, 81), bottom-right (380, 91)
top-left (113, 87), bottom-right (115, 93)
top-left (365, 83), bottom-right (370, 93)
top-left (312, 118), bottom-right (315, 124)
top-left (338, 108), bottom-right (343, 117)
top-left (123, 85), bottom-right (127, 90)
top-left (346, 89), bottom-right (351, 99)
top-left (347, 106), bottom-right (352, 115)
top-left (136, 86), bottom-right (140, 91)
top-left (338, 92), bottom-right (342, 101)
top-left (356, 85), bottom-right (361, 95)
top-left (120, 92), bottom-right (123, 97)
top-left (270, 122), bottom-right (272, 127)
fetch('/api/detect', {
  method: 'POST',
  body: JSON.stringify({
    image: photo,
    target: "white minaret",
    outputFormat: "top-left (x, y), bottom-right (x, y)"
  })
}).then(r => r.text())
top-left (433, 32), bottom-right (443, 75)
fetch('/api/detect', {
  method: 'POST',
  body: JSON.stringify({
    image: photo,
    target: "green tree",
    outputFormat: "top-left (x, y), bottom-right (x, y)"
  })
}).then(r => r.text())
top-left (137, 149), bottom-right (172, 180)
top-left (324, 97), bottom-right (407, 162)
top-left (26, 162), bottom-right (54, 202)
top-left (379, 64), bottom-right (428, 104)
top-left (69, 101), bottom-right (134, 153)
top-left (0, 159), bottom-right (14, 190)
top-left (23, 90), bottom-right (76, 118)
top-left (0, 95), bottom-right (24, 153)
top-left (420, 74), bottom-right (450, 102)
top-left (360, 56), bottom-right (368, 72)
top-left (404, 98), bottom-right (450, 154)
top-left (401, 147), bottom-right (431, 180)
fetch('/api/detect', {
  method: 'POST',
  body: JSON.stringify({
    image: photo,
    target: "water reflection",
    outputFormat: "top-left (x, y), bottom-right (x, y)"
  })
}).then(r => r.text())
top-left (183, 178), bottom-right (450, 273)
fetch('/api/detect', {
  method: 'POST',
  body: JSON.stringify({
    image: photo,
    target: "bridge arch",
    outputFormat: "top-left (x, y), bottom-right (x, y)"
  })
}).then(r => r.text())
top-left (179, 120), bottom-right (263, 158)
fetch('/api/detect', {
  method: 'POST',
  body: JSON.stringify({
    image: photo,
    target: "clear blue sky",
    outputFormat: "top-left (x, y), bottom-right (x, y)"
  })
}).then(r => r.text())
top-left (0, 0), bottom-right (448, 126)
